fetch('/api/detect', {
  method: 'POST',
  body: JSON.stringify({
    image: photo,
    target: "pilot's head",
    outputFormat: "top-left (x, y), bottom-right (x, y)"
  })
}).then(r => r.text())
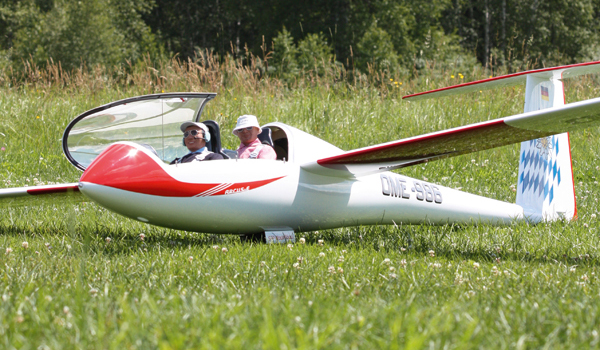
top-left (233, 115), bottom-right (261, 145)
top-left (180, 121), bottom-right (210, 152)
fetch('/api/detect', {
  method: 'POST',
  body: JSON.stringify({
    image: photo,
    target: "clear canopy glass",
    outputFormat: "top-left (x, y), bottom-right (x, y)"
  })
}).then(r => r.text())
top-left (63, 93), bottom-right (215, 170)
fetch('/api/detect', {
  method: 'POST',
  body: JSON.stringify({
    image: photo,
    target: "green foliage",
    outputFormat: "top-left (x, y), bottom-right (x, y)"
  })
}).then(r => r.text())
top-left (296, 33), bottom-right (334, 75)
top-left (269, 30), bottom-right (336, 80)
top-left (270, 28), bottom-right (298, 78)
top-left (356, 21), bottom-right (398, 72)
top-left (441, 0), bottom-right (599, 68)
top-left (5, 0), bottom-right (161, 71)
top-left (3, 0), bottom-right (600, 83)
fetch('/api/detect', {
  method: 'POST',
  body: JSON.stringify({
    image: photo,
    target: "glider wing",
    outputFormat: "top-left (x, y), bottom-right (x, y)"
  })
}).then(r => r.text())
top-left (0, 183), bottom-right (85, 207)
top-left (403, 61), bottom-right (600, 101)
top-left (302, 97), bottom-right (600, 177)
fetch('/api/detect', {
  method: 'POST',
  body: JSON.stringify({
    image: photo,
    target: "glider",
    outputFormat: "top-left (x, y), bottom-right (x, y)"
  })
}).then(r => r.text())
top-left (2, 61), bottom-right (600, 242)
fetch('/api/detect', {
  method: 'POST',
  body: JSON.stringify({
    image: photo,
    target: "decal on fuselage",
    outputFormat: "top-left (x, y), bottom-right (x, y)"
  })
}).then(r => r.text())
top-left (224, 186), bottom-right (250, 195)
top-left (380, 174), bottom-right (442, 204)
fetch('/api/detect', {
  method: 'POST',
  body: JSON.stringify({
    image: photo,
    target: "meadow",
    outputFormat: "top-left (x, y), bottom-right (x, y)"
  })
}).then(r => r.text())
top-left (1, 59), bottom-right (600, 349)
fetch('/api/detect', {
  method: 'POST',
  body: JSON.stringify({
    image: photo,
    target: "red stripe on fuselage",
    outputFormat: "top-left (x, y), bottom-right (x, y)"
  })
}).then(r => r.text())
top-left (80, 143), bottom-right (284, 197)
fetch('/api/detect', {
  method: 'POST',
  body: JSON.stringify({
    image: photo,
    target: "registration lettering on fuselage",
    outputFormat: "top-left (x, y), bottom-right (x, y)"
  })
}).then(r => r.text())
top-left (380, 174), bottom-right (443, 204)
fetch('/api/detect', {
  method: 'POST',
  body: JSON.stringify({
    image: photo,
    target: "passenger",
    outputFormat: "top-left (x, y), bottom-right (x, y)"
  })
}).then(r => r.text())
top-left (171, 122), bottom-right (224, 164)
top-left (233, 115), bottom-right (276, 160)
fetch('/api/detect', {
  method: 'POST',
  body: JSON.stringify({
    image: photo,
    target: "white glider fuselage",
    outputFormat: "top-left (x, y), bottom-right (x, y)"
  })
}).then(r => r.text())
top-left (78, 140), bottom-right (524, 234)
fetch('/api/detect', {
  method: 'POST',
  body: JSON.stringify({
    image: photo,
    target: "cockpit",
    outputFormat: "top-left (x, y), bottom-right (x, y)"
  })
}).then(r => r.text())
top-left (63, 93), bottom-right (291, 170)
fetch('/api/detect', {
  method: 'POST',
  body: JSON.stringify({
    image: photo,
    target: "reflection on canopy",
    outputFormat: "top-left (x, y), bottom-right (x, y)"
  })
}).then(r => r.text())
top-left (64, 94), bottom-right (214, 170)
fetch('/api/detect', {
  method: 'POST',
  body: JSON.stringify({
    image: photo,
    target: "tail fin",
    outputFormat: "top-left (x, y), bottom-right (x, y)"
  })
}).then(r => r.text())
top-left (516, 72), bottom-right (577, 221)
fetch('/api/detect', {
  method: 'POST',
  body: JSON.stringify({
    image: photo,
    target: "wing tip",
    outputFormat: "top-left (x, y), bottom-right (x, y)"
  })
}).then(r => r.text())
top-left (403, 60), bottom-right (600, 101)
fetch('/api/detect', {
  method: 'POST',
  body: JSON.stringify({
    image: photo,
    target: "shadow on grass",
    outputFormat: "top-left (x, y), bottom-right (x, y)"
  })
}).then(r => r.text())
top-left (1, 219), bottom-right (597, 266)
top-left (298, 221), bottom-right (600, 267)
top-left (0, 222), bottom-right (240, 254)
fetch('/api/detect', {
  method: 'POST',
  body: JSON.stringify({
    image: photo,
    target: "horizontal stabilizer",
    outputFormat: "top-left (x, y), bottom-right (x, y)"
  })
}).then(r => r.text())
top-left (403, 61), bottom-right (600, 101)
top-left (302, 97), bottom-right (600, 177)
top-left (0, 183), bottom-right (84, 207)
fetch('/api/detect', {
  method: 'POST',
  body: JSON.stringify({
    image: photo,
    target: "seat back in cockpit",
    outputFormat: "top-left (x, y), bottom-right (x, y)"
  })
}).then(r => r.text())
top-left (201, 120), bottom-right (230, 159)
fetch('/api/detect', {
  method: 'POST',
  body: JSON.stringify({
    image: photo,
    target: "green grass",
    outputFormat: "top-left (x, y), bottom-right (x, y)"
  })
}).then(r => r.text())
top-left (1, 65), bottom-right (600, 348)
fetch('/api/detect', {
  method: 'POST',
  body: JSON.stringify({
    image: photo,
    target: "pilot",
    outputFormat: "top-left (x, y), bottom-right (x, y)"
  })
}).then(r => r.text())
top-left (233, 115), bottom-right (276, 159)
top-left (171, 122), bottom-right (224, 164)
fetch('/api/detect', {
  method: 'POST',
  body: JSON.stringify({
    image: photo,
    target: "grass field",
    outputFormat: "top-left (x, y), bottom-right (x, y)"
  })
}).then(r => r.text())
top-left (1, 62), bottom-right (600, 349)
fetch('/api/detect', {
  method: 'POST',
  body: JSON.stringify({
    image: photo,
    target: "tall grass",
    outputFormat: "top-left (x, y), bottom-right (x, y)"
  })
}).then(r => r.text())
top-left (1, 57), bottom-right (600, 348)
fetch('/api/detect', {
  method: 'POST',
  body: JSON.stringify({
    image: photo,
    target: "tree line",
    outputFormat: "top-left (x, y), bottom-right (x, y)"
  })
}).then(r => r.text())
top-left (1, 0), bottom-right (599, 76)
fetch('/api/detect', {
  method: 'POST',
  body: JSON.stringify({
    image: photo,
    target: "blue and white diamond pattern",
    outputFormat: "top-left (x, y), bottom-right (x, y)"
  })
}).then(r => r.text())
top-left (518, 136), bottom-right (561, 205)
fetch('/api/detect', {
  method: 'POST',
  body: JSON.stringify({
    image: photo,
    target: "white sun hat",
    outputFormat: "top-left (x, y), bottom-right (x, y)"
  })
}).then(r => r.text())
top-left (232, 115), bottom-right (262, 135)
top-left (180, 121), bottom-right (210, 142)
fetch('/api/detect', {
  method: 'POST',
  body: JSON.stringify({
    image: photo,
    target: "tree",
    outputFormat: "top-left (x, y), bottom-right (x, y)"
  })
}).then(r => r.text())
top-left (441, 0), bottom-right (598, 69)
top-left (355, 21), bottom-right (398, 72)
top-left (271, 28), bottom-right (298, 78)
top-left (6, 0), bottom-right (160, 71)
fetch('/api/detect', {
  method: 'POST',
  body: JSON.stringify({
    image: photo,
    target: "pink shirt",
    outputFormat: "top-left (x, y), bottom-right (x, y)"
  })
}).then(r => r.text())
top-left (237, 139), bottom-right (277, 160)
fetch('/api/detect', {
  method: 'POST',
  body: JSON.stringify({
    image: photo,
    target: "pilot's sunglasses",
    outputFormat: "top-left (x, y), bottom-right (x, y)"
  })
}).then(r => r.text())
top-left (239, 127), bottom-right (253, 132)
top-left (183, 130), bottom-right (202, 138)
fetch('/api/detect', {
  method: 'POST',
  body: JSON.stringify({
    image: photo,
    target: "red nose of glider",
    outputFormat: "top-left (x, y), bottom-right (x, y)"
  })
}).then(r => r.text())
top-left (79, 143), bottom-right (190, 196)
top-left (79, 143), bottom-right (284, 197)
